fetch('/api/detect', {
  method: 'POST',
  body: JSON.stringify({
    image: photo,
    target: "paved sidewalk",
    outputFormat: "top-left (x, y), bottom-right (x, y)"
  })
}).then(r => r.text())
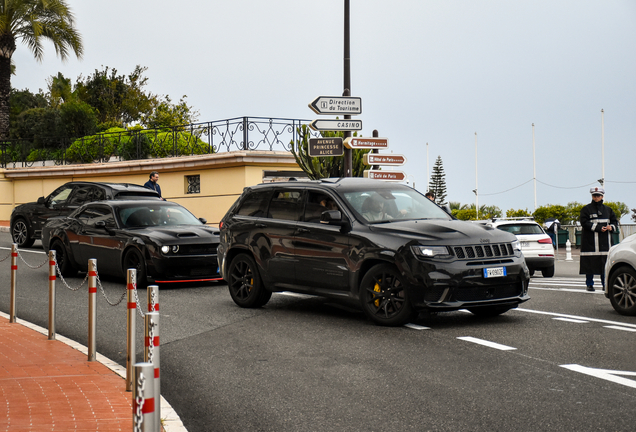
top-left (0, 313), bottom-right (185, 431)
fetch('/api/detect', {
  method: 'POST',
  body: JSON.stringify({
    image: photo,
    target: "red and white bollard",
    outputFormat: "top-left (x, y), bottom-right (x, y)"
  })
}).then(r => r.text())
top-left (133, 362), bottom-right (156, 431)
top-left (48, 250), bottom-right (56, 340)
top-left (126, 268), bottom-right (137, 392)
top-left (145, 311), bottom-right (160, 427)
top-left (9, 244), bottom-right (17, 323)
top-left (87, 259), bottom-right (97, 362)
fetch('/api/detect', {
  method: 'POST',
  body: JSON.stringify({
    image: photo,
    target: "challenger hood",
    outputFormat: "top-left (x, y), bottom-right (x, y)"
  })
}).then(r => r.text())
top-left (134, 225), bottom-right (220, 243)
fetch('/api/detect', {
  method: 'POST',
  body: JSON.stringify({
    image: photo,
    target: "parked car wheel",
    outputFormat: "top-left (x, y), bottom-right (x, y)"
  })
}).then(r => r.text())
top-left (467, 305), bottom-right (513, 317)
top-left (50, 239), bottom-right (77, 277)
top-left (541, 265), bottom-right (555, 278)
top-left (359, 263), bottom-right (416, 326)
top-left (608, 266), bottom-right (636, 316)
top-left (123, 248), bottom-right (147, 288)
top-left (11, 218), bottom-right (34, 248)
top-left (227, 254), bottom-right (271, 308)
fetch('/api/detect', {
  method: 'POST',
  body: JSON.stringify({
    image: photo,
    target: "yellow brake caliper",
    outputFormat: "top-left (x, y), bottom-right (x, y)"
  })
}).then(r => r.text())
top-left (373, 280), bottom-right (382, 307)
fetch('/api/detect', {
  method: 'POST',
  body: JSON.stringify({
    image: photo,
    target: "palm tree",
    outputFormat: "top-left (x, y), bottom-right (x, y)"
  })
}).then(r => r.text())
top-left (0, 0), bottom-right (83, 138)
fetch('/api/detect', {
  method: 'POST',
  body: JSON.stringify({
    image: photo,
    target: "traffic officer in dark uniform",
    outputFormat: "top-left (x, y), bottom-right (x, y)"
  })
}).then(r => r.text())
top-left (579, 186), bottom-right (619, 291)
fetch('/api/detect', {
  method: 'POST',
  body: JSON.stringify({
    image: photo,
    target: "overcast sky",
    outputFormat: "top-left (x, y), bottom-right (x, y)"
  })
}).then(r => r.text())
top-left (13, 1), bottom-right (636, 221)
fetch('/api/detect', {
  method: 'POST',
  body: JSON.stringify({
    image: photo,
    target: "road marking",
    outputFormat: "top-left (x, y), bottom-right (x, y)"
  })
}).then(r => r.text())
top-left (457, 336), bottom-right (516, 351)
top-left (516, 308), bottom-right (636, 329)
top-left (553, 317), bottom-right (589, 323)
top-left (404, 323), bottom-right (430, 330)
top-left (560, 364), bottom-right (636, 389)
top-left (604, 325), bottom-right (636, 332)
top-left (530, 287), bottom-right (603, 293)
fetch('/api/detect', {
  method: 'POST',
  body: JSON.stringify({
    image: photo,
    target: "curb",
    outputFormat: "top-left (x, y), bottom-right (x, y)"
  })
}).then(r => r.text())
top-left (0, 226), bottom-right (8, 233)
top-left (0, 311), bottom-right (188, 432)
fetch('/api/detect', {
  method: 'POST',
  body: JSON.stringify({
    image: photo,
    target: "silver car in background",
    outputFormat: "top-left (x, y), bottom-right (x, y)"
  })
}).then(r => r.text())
top-left (604, 233), bottom-right (636, 316)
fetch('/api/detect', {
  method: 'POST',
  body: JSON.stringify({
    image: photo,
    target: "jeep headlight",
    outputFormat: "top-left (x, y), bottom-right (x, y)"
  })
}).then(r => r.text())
top-left (511, 240), bottom-right (522, 254)
top-left (411, 245), bottom-right (452, 259)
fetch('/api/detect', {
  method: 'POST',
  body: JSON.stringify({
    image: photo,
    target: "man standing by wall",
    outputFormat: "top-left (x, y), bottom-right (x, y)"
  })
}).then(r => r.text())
top-left (144, 171), bottom-right (165, 200)
top-left (579, 187), bottom-right (618, 291)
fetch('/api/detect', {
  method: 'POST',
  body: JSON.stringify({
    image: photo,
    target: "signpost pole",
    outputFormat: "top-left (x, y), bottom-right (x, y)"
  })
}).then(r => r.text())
top-left (343, 0), bottom-right (352, 177)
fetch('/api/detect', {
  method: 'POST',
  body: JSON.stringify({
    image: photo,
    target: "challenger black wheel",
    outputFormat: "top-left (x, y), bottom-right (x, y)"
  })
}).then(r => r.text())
top-left (227, 254), bottom-right (271, 308)
top-left (124, 248), bottom-right (147, 288)
top-left (11, 218), bottom-right (34, 248)
top-left (359, 263), bottom-right (416, 326)
top-left (608, 266), bottom-right (636, 316)
top-left (467, 305), bottom-right (513, 317)
top-left (50, 240), bottom-right (77, 277)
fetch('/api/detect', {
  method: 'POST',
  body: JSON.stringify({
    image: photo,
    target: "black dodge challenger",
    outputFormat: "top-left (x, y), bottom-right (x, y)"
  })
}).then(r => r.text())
top-left (42, 200), bottom-right (221, 285)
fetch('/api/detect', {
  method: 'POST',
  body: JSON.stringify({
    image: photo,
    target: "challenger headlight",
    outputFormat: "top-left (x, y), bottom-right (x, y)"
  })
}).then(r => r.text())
top-left (411, 245), bottom-right (452, 259)
top-left (161, 245), bottom-right (170, 254)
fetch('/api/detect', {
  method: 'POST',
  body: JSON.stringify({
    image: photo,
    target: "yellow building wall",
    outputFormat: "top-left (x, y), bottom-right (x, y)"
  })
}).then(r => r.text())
top-left (1, 151), bottom-right (301, 227)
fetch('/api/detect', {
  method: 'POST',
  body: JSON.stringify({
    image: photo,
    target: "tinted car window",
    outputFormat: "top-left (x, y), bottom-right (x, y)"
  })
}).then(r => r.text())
top-left (77, 206), bottom-right (116, 228)
top-left (236, 190), bottom-right (271, 217)
top-left (49, 185), bottom-right (75, 204)
top-left (303, 190), bottom-right (340, 223)
top-left (68, 186), bottom-right (99, 206)
top-left (266, 190), bottom-right (302, 221)
top-left (497, 224), bottom-right (544, 235)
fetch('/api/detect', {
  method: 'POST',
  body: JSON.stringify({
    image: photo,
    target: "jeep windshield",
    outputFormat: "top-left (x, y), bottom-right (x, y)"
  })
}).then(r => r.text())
top-left (343, 188), bottom-right (451, 223)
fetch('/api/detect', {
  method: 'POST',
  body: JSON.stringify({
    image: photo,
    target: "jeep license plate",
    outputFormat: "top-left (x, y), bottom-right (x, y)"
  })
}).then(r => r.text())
top-left (484, 267), bottom-right (506, 278)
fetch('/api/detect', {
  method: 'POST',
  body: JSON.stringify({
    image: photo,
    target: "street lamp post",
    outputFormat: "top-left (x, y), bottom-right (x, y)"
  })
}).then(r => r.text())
top-left (474, 132), bottom-right (478, 219)
top-left (343, 0), bottom-right (352, 177)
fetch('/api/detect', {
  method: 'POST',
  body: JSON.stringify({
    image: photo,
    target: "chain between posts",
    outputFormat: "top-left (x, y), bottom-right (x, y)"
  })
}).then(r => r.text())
top-left (134, 372), bottom-right (146, 432)
top-left (0, 250), bottom-right (10, 262)
top-left (16, 250), bottom-right (49, 269)
top-left (96, 272), bottom-right (127, 306)
top-left (132, 281), bottom-right (147, 318)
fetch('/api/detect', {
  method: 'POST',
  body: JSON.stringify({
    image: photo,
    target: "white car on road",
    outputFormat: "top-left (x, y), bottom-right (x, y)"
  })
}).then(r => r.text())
top-left (604, 233), bottom-right (636, 316)
top-left (482, 218), bottom-right (555, 277)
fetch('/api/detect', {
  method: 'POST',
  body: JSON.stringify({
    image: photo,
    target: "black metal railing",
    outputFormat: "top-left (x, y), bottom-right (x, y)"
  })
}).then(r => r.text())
top-left (0, 116), bottom-right (321, 168)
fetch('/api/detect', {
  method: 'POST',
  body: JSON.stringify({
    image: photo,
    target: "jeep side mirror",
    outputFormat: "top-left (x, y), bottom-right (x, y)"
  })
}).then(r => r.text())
top-left (320, 210), bottom-right (351, 232)
top-left (37, 197), bottom-right (46, 205)
top-left (199, 217), bottom-right (207, 224)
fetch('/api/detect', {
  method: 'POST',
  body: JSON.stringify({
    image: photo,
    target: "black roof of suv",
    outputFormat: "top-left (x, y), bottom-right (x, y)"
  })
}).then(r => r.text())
top-left (10, 181), bottom-right (161, 247)
top-left (218, 177), bottom-right (530, 326)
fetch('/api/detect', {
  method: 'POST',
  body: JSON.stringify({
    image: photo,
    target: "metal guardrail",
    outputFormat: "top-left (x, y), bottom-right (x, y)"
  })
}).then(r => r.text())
top-left (0, 116), bottom-right (321, 168)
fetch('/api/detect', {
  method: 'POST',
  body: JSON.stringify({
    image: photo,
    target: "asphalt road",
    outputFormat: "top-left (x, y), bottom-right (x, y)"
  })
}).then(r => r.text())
top-left (1, 234), bottom-right (635, 432)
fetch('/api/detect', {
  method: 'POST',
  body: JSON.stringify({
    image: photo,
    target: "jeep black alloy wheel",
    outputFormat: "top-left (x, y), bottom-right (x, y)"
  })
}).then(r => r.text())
top-left (11, 218), bottom-right (34, 248)
top-left (227, 254), bottom-right (271, 308)
top-left (608, 267), bottom-right (636, 316)
top-left (360, 263), bottom-right (415, 326)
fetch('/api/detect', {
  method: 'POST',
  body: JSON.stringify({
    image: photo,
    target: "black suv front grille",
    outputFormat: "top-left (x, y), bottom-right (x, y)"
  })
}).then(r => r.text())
top-left (453, 243), bottom-right (514, 260)
top-left (452, 282), bottom-right (522, 301)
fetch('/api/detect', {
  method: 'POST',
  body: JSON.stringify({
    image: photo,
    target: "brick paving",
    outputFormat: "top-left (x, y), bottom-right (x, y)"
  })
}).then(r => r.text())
top-left (0, 315), bottom-right (132, 431)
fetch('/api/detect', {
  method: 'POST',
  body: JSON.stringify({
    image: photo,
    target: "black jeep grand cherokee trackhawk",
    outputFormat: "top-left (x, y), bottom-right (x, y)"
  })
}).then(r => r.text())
top-left (218, 178), bottom-right (530, 326)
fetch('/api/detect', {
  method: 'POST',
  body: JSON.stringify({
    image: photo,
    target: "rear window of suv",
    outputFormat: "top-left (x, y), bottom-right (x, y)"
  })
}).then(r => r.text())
top-left (497, 224), bottom-right (544, 235)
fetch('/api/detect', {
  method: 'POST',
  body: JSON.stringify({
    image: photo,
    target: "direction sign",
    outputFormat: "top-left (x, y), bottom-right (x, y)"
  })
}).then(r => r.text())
top-left (308, 138), bottom-right (344, 157)
top-left (309, 96), bottom-right (362, 115)
top-left (364, 170), bottom-right (406, 182)
top-left (309, 119), bottom-right (363, 132)
top-left (364, 154), bottom-right (406, 166)
top-left (344, 137), bottom-right (388, 149)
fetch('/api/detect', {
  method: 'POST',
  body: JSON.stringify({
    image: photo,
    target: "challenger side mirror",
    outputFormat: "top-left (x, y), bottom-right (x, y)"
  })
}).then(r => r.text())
top-left (199, 217), bottom-right (207, 224)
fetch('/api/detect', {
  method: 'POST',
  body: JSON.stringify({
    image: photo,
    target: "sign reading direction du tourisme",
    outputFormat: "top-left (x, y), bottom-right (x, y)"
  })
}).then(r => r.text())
top-left (309, 96), bottom-right (362, 115)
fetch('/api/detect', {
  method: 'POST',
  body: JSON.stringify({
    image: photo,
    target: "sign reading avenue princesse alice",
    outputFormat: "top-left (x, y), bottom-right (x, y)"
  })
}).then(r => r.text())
top-left (308, 138), bottom-right (344, 157)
